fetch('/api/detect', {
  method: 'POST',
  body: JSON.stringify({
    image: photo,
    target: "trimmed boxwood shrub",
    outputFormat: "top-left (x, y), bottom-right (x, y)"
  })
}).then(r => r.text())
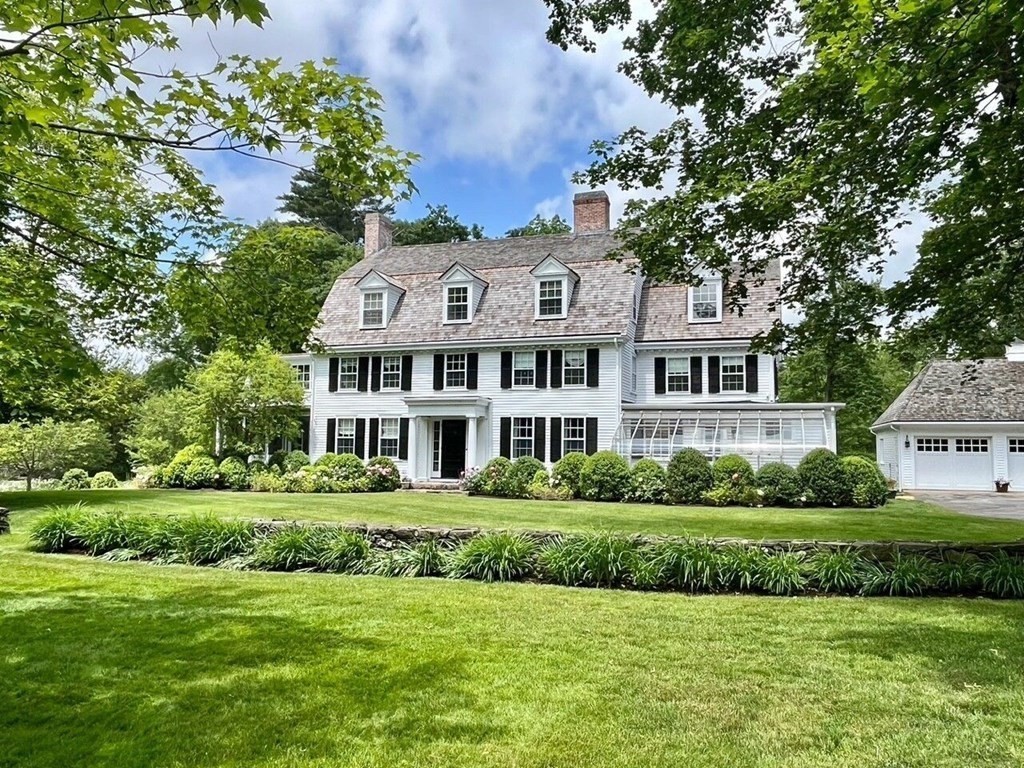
top-left (182, 456), bottom-right (218, 489)
top-left (313, 453), bottom-right (366, 484)
top-left (579, 451), bottom-right (631, 502)
top-left (60, 468), bottom-right (90, 490)
top-left (283, 450), bottom-right (311, 473)
top-left (528, 469), bottom-right (573, 501)
top-left (712, 454), bottom-right (755, 488)
top-left (507, 456), bottom-right (545, 498)
top-left (366, 456), bottom-right (401, 492)
top-left (755, 462), bottom-right (803, 506)
top-left (218, 457), bottom-right (249, 491)
top-left (89, 471), bottom-right (119, 489)
top-left (797, 448), bottom-right (852, 506)
top-left (268, 450), bottom-right (288, 470)
top-left (841, 456), bottom-right (888, 508)
top-left (166, 444), bottom-right (209, 488)
top-left (666, 448), bottom-right (713, 504)
top-left (627, 458), bottom-right (667, 503)
top-left (473, 457), bottom-right (512, 496)
top-left (551, 452), bottom-right (587, 498)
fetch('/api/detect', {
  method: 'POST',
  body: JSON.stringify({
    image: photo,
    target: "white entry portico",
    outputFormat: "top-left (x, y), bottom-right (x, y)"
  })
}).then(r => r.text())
top-left (403, 395), bottom-right (491, 482)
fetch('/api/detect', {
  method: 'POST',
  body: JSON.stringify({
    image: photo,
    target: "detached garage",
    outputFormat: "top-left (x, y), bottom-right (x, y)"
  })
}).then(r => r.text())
top-left (872, 344), bottom-right (1024, 492)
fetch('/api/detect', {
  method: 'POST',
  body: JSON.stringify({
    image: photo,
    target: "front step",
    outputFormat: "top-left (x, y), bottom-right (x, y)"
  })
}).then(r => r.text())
top-left (402, 480), bottom-right (466, 493)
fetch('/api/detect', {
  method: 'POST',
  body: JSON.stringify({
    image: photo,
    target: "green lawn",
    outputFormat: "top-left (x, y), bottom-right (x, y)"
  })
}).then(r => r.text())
top-left (4, 487), bottom-right (1024, 542)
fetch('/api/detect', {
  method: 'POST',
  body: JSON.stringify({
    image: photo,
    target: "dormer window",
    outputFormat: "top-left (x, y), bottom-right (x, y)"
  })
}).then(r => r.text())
top-left (362, 291), bottom-right (384, 327)
top-left (530, 256), bottom-right (578, 320)
top-left (446, 285), bottom-right (469, 322)
top-left (538, 280), bottom-right (564, 317)
top-left (689, 279), bottom-right (722, 323)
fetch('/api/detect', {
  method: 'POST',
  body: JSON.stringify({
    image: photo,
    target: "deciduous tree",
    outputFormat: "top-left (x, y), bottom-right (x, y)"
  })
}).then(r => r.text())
top-left (0, 419), bottom-right (111, 490)
top-left (505, 214), bottom-right (571, 238)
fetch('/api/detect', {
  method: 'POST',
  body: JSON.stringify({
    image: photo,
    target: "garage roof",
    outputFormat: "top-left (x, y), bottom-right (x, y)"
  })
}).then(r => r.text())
top-left (873, 359), bottom-right (1024, 426)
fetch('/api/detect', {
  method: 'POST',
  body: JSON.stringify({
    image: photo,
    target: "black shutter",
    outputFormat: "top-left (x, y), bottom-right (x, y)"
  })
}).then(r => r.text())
top-left (357, 356), bottom-right (370, 392)
top-left (654, 357), bottom-right (667, 394)
top-left (467, 352), bottom-right (479, 390)
top-left (708, 356), bottom-right (721, 395)
top-left (585, 417), bottom-right (598, 456)
top-left (745, 354), bottom-right (759, 393)
top-left (433, 354), bottom-right (445, 390)
top-left (535, 350), bottom-right (548, 389)
top-left (534, 417), bottom-right (546, 462)
top-left (354, 418), bottom-right (366, 459)
top-left (690, 356), bottom-right (703, 394)
top-left (300, 414), bottom-right (310, 454)
top-left (550, 417), bottom-right (562, 462)
top-left (370, 357), bottom-right (382, 392)
top-left (499, 417), bottom-right (512, 458)
top-left (328, 358), bottom-right (339, 392)
top-left (398, 418), bottom-right (409, 460)
top-left (368, 418), bottom-right (380, 458)
top-left (401, 355), bottom-right (413, 391)
top-left (500, 351), bottom-right (513, 389)
top-left (326, 418), bottom-right (336, 454)
top-left (586, 348), bottom-right (600, 388)
top-left (550, 350), bottom-right (563, 388)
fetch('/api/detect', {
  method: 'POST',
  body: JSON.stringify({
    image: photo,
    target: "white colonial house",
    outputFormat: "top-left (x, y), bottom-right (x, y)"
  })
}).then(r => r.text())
top-left (872, 342), bottom-right (1024, 492)
top-left (283, 191), bottom-right (840, 483)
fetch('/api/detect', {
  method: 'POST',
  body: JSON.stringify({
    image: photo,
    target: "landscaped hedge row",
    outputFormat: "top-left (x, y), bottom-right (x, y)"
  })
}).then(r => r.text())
top-left (141, 445), bottom-right (401, 493)
top-left (30, 507), bottom-right (1024, 598)
top-left (465, 448), bottom-right (888, 508)
top-left (59, 469), bottom-right (120, 490)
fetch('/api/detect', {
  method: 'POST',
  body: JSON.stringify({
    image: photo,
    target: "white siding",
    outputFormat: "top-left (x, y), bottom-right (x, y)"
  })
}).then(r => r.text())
top-left (620, 334), bottom-right (636, 403)
top-left (633, 348), bottom-right (775, 405)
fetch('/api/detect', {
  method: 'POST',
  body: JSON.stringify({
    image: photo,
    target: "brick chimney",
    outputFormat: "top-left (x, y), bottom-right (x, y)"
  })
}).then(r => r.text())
top-left (364, 212), bottom-right (394, 257)
top-left (573, 190), bottom-right (610, 233)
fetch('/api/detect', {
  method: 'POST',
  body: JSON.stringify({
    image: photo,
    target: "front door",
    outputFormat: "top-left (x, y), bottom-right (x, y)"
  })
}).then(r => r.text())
top-left (440, 419), bottom-right (467, 479)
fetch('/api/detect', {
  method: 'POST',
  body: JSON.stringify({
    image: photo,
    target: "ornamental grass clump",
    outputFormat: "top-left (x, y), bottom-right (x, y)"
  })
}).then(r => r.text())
top-left (807, 549), bottom-right (867, 593)
top-left (861, 553), bottom-right (936, 596)
top-left (29, 503), bottom-right (91, 552)
top-left (976, 551), bottom-right (1024, 598)
top-left (717, 545), bottom-right (767, 591)
top-left (445, 532), bottom-right (538, 582)
top-left (73, 510), bottom-right (153, 555)
top-left (754, 551), bottom-right (807, 595)
top-left (316, 530), bottom-right (371, 573)
top-left (538, 532), bottom-right (638, 588)
top-left (367, 539), bottom-right (448, 578)
top-left (253, 526), bottom-right (326, 571)
top-left (651, 538), bottom-right (721, 592)
top-left (162, 514), bottom-right (256, 565)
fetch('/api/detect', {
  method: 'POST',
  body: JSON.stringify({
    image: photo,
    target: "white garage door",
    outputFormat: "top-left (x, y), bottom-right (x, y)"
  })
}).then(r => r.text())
top-left (915, 437), bottom-right (992, 490)
top-left (1007, 438), bottom-right (1024, 489)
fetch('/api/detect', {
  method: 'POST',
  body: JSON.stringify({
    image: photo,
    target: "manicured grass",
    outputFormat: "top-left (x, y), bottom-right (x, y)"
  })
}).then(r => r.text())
top-left (1, 545), bottom-right (1023, 767)
top-left (4, 488), bottom-right (1024, 542)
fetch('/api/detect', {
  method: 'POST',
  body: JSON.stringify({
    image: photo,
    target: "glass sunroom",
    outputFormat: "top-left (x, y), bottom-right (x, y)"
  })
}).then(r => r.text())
top-left (612, 403), bottom-right (842, 469)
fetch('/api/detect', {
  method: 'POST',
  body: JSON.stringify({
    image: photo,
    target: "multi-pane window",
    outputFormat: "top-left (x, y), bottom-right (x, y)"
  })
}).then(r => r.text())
top-left (690, 282), bottom-right (720, 321)
top-left (379, 418), bottom-right (400, 458)
top-left (512, 417), bottom-right (533, 459)
top-left (538, 279), bottom-right (564, 316)
top-left (335, 418), bottom-right (356, 454)
top-left (955, 438), bottom-right (989, 453)
top-left (292, 364), bottom-right (311, 390)
top-left (720, 355), bottom-right (745, 391)
top-left (362, 291), bottom-right (384, 327)
top-left (446, 285), bottom-right (469, 322)
top-left (1010, 438), bottom-right (1024, 453)
top-left (563, 349), bottom-right (586, 386)
top-left (563, 417), bottom-right (586, 454)
top-left (513, 351), bottom-right (535, 386)
top-left (916, 438), bottom-right (949, 452)
top-left (337, 357), bottom-right (358, 390)
top-left (667, 357), bottom-right (689, 393)
top-left (381, 356), bottom-right (402, 389)
top-left (445, 353), bottom-right (467, 388)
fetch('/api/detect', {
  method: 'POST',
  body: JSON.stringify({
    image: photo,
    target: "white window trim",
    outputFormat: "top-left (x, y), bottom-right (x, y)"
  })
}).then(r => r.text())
top-left (562, 349), bottom-right (587, 388)
top-left (337, 357), bottom-right (359, 391)
top-left (360, 290), bottom-right (386, 329)
top-left (335, 417), bottom-right (357, 454)
top-left (292, 363), bottom-right (311, 391)
top-left (688, 280), bottom-right (723, 324)
top-left (535, 277), bottom-right (568, 320)
top-left (562, 416), bottom-right (586, 455)
top-left (512, 351), bottom-right (536, 388)
top-left (443, 283), bottom-right (473, 325)
top-left (381, 356), bottom-right (403, 390)
top-left (512, 417), bottom-right (534, 459)
top-left (379, 417), bottom-right (400, 458)
top-left (720, 355), bottom-right (745, 392)
top-left (445, 352), bottom-right (467, 389)
top-left (666, 356), bottom-right (690, 394)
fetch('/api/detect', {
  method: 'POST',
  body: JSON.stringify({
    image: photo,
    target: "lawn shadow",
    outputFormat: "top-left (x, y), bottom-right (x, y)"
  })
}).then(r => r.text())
top-left (0, 578), bottom-right (500, 767)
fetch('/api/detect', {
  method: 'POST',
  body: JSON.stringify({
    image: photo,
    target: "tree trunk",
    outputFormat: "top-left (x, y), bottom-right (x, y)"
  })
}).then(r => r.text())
top-left (25, 474), bottom-right (32, 492)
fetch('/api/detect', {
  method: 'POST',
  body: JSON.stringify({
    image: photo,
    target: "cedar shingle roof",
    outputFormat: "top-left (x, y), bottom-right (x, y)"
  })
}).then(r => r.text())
top-left (314, 231), bottom-right (782, 348)
top-left (872, 359), bottom-right (1024, 426)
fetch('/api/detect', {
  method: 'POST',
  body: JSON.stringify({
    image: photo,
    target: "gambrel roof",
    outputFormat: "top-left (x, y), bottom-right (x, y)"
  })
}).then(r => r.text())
top-left (313, 231), bottom-right (782, 348)
top-left (873, 359), bottom-right (1024, 426)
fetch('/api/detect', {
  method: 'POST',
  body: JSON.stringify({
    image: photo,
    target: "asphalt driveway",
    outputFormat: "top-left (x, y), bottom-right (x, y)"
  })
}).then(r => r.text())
top-left (910, 490), bottom-right (1024, 522)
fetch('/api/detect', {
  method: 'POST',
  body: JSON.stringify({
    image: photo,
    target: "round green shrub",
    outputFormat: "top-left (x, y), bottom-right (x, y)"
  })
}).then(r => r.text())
top-left (268, 450), bottom-right (288, 470)
top-left (527, 468), bottom-right (572, 501)
top-left (797, 448), bottom-right (852, 506)
top-left (627, 458), bottom-right (667, 504)
top-left (283, 450), bottom-right (311, 473)
top-left (506, 456), bottom-right (545, 498)
top-left (166, 444), bottom-right (210, 488)
top-left (755, 462), bottom-right (803, 506)
top-left (476, 457), bottom-right (512, 496)
top-left (60, 468), bottom-right (90, 491)
top-left (551, 452), bottom-right (587, 498)
top-left (712, 454), bottom-right (755, 488)
top-left (841, 456), bottom-right (888, 508)
top-left (666, 448), bottom-right (713, 504)
top-left (366, 456), bottom-right (401, 492)
top-left (314, 453), bottom-right (366, 484)
top-left (251, 471), bottom-right (286, 493)
top-left (219, 457), bottom-right (250, 491)
top-left (579, 451), bottom-right (631, 502)
top-left (247, 458), bottom-right (268, 475)
top-left (182, 456), bottom-right (218, 490)
top-left (89, 471), bottom-right (118, 489)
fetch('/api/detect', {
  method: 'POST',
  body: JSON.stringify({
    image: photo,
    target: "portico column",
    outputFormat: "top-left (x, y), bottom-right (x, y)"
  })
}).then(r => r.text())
top-left (466, 415), bottom-right (478, 472)
top-left (407, 416), bottom-right (418, 481)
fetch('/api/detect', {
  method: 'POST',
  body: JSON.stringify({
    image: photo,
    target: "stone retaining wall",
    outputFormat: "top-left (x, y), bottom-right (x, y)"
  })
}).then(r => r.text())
top-left (0, 507), bottom-right (9, 536)
top-left (249, 518), bottom-right (1024, 561)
